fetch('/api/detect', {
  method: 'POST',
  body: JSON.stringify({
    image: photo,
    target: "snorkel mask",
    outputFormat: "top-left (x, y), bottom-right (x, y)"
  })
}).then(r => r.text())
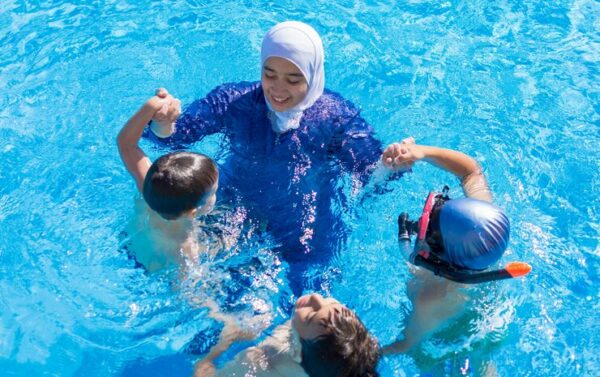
top-left (399, 186), bottom-right (531, 284)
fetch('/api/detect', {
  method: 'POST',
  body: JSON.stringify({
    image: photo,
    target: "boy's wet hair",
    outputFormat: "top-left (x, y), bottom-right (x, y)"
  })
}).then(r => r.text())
top-left (142, 152), bottom-right (218, 220)
top-left (300, 307), bottom-right (381, 377)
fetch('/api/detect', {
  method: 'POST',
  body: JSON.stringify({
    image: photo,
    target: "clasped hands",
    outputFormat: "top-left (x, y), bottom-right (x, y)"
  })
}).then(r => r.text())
top-left (382, 137), bottom-right (423, 172)
top-left (148, 86), bottom-right (419, 174)
top-left (149, 87), bottom-right (181, 128)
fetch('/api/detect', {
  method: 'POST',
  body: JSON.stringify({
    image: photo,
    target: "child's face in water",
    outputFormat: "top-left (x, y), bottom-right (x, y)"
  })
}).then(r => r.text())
top-left (292, 293), bottom-right (348, 340)
top-left (262, 57), bottom-right (308, 112)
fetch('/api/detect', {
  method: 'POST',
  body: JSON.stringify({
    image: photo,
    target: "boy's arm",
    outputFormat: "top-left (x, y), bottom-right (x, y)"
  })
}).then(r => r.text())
top-left (117, 97), bottom-right (166, 192)
top-left (145, 82), bottom-right (260, 149)
top-left (382, 274), bottom-right (468, 355)
top-left (383, 140), bottom-right (492, 202)
top-left (193, 300), bottom-right (256, 377)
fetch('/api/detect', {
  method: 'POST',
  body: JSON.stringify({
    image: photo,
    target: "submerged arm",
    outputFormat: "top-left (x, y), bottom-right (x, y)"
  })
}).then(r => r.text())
top-left (382, 273), bottom-right (468, 354)
top-left (193, 301), bottom-right (256, 377)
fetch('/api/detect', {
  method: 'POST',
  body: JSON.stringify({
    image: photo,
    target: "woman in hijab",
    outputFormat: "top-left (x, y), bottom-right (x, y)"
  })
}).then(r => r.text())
top-left (146, 21), bottom-right (407, 293)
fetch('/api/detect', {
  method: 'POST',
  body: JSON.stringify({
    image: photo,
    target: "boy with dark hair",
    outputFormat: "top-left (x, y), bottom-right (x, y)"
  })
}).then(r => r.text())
top-left (142, 151), bottom-right (218, 220)
top-left (117, 90), bottom-right (219, 271)
top-left (299, 301), bottom-right (380, 377)
top-left (195, 293), bottom-right (380, 377)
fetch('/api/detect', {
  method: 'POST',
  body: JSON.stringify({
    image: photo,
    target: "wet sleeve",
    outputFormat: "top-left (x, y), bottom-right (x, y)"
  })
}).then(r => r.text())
top-left (332, 112), bottom-right (384, 177)
top-left (144, 82), bottom-right (256, 149)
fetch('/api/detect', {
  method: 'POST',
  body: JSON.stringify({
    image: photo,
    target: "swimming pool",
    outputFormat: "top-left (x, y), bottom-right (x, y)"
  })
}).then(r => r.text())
top-left (0, 0), bottom-right (598, 376)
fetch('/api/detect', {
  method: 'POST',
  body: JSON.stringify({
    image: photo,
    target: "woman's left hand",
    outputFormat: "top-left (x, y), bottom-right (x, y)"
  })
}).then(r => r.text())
top-left (152, 87), bottom-right (181, 126)
top-left (382, 137), bottom-right (419, 171)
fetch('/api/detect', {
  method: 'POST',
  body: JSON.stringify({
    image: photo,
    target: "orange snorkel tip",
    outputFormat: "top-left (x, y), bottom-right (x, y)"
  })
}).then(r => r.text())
top-left (504, 262), bottom-right (532, 278)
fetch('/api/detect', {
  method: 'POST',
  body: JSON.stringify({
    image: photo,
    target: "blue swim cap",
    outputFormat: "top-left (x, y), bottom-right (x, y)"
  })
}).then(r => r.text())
top-left (438, 198), bottom-right (510, 271)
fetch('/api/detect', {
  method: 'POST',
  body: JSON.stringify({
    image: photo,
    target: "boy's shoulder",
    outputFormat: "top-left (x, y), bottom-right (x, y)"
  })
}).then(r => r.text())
top-left (125, 198), bottom-right (196, 272)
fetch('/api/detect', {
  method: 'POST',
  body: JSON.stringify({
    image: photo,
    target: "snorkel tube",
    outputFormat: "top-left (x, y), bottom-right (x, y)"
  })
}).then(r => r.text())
top-left (400, 187), bottom-right (532, 284)
top-left (411, 253), bottom-right (532, 284)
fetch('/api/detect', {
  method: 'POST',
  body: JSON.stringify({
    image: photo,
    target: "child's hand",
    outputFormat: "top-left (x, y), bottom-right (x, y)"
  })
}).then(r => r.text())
top-left (149, 88), bottom-right (181, 125)
top-left (382, 137), bottom-right (420, 171)
top-left (194, 313), bottom-right (256, 376)
top-left (219, 315), bottom-right (257, 344)
top-left (147, 88), bottom-right (181, 137)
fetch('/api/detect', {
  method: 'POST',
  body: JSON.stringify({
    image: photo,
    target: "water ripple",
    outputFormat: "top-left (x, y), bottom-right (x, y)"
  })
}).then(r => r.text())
top-left (0, 0), bottom-right (598, 375)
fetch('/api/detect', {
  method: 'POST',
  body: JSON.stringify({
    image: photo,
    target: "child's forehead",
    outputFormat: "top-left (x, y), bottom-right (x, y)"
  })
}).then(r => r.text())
top-left (318, 304), bottom-right (355, 324)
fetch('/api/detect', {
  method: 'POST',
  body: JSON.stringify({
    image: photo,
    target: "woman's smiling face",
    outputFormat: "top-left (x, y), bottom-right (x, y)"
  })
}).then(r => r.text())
top-left (261, 56), bottom-right (308, 112)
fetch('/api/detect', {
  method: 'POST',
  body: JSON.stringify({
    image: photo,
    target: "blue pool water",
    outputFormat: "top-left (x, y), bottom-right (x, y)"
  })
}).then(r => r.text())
top-left (1, 1), bottom-right (598, 376)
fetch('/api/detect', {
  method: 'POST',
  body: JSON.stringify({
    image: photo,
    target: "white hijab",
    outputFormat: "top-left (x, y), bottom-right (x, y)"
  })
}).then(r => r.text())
top-left (261, 21), bottom-right (325, 134)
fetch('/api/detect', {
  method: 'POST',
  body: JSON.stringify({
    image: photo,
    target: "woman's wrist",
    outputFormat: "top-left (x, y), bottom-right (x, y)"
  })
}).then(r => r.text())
top-left (150, 120), bottom-right (175, 138)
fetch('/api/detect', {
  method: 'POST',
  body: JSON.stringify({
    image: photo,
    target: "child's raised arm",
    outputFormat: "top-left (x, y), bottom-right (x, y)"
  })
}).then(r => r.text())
top-left (117, 98), bottom-right (161, 192)
top-left (383, 139), bottom-right (492, 202)
top-left (117, 95), bottom-right (176, 192)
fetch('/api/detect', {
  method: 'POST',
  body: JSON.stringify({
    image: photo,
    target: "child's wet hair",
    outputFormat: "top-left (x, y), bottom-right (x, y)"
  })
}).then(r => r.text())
top-left (142, 152), bottom-right (218, 220)
top-left (300, 307), bottom-right (381, 377)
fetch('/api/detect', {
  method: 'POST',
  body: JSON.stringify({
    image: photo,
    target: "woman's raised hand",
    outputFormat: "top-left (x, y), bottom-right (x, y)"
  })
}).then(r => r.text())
top-left (152, 87), bottom-right (181, 123)
top-left (382, 137), bottom-right (420, 171)
top-left (149, 87), bottom-right (181, 137)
